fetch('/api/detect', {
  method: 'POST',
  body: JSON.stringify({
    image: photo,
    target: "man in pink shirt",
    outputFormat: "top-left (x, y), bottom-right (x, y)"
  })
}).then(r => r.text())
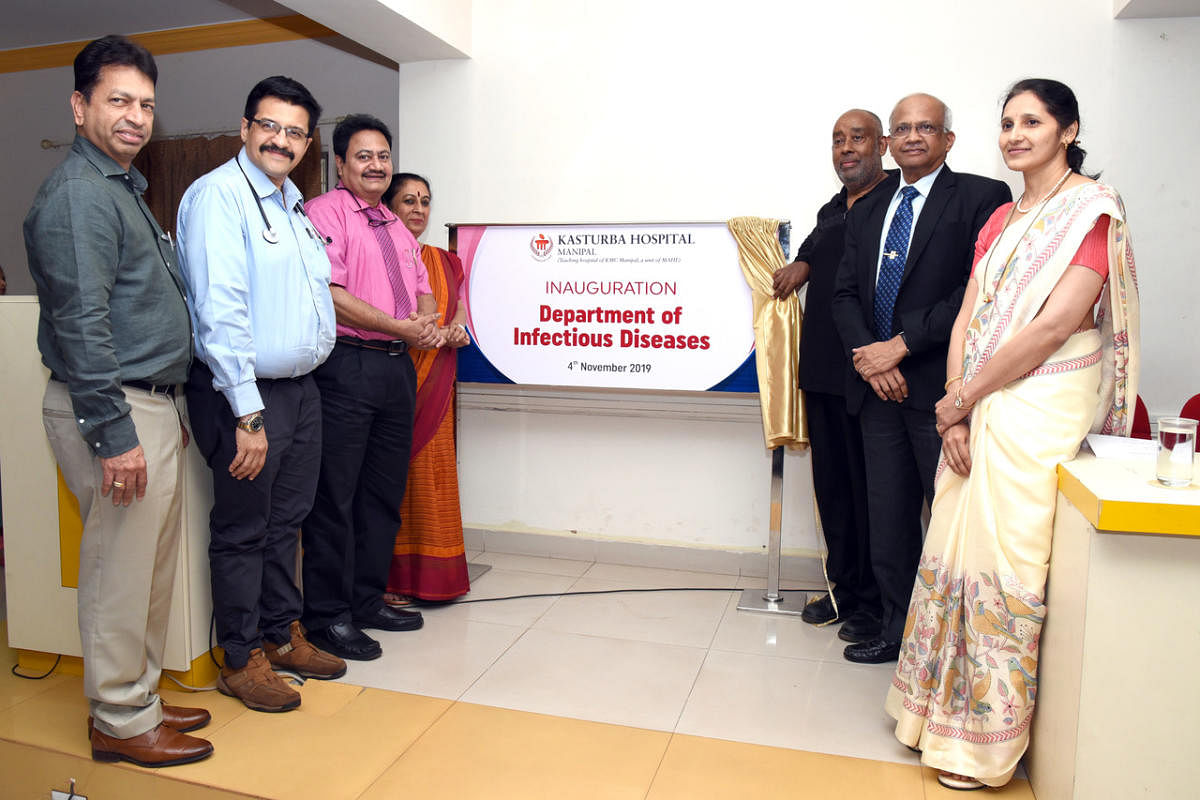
top-left (301, 114), bottom-right (441, 660)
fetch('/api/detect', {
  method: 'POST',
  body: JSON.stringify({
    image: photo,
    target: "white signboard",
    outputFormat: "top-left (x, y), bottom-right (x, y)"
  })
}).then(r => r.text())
top-left (456, 223), bottom-right (754, 391)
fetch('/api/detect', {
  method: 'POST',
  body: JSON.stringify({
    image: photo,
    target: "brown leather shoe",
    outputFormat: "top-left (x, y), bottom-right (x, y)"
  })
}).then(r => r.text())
top-left (265, 621), bottom-right (347, 680)
top-left (217, 648), bottom-right (301, 712)
top-left (91, 723), bottom-right (213, 767)
top-left (162, 703), bottom-right (212, 732)
top-left (87, 703), bottom-right (210, 736)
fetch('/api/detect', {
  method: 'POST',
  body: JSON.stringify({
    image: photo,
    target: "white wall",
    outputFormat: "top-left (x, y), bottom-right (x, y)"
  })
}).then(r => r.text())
top-left (5, 3), bottom-right (1195, 558)
top-left (0, 36), bottom-right (399, 296)
top-left (397, 0), bottom-right (1197, 418)
top-left (392, 0), bottom-right (1198, 552)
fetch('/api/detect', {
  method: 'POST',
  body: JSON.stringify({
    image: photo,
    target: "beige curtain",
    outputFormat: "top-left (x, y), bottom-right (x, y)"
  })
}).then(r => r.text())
top-left (727, 217), bottom-right (806, 449)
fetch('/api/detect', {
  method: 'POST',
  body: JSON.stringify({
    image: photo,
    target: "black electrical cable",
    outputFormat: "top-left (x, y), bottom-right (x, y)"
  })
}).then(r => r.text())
top-left (9, 586), bottom-right (822, 680)
top-left (11, 653), bottom-right (61, 680)
top-left (446, 586), bottom-right (739, 604)
top-left (209, 611), bottom-right (223, 671)
top-left (423, 585), bottom-right (824, 605)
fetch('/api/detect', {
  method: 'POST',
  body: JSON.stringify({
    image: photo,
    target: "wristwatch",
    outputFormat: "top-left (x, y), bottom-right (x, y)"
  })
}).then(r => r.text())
top-left (237, 411), bottom-right (265, 433)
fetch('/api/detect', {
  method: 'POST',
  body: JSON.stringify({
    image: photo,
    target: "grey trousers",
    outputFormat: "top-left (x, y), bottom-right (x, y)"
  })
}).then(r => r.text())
top-left (42, 380), bottom-right (184, 739)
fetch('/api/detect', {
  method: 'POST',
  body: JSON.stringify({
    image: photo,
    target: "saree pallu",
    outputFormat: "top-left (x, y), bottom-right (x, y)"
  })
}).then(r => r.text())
top-left (387, 244), bottom-right (470, 601)
top-left (885, 183), bottom-right (1139, 786)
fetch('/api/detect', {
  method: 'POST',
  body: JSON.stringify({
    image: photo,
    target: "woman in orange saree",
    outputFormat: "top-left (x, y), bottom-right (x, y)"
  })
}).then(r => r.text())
top-left (382, 173), bottom-right (471, 602)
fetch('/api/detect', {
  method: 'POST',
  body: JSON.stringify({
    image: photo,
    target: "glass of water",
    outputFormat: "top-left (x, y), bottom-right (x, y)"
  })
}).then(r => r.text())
top-left (1156, 416), bottom-right (1197, 487)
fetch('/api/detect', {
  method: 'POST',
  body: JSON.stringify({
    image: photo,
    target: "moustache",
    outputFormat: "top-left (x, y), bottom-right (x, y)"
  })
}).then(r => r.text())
top-left (260, 144), bottom-right (294, 160)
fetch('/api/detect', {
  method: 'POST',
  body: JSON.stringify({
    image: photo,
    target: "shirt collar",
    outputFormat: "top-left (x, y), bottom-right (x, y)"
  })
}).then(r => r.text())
top-left (899, 163), bottom-right (945, 199)
top-left (72, 134), bottom-right (148, 193)
top-left (334, 181), bottom-right (397, 220)
top-left (236, 147), bottom-right (302, 208)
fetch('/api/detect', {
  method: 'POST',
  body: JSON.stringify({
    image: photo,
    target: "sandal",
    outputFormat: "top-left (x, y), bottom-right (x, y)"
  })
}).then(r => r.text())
top-left (383, 592), bottom-right (414, 608)
top-left (936, 772), bottom-right (984, 791)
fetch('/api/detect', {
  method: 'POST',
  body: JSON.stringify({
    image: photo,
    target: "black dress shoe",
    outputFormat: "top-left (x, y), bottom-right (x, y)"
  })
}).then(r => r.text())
top-left (801, 593), bottom-right (854, 625)
top-left (354, 604), bottom-right (424, 633)
top-left (843, 637), bottom-right (901, 664)
top-left (307, 621), bottom-right (382, 661)
top-left (837, 608), bottom-right (882, 643)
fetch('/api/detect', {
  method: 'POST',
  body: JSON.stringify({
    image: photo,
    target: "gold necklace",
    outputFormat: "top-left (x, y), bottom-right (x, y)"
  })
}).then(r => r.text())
top-left (980, 171), bottom-right (1073, 303)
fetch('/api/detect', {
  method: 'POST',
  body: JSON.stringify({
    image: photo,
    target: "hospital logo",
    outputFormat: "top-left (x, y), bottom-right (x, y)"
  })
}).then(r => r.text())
top-left (530, 233), bottom-right (554, 261)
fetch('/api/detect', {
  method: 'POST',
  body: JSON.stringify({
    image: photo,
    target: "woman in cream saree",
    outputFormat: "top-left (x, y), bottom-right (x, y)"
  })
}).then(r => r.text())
top-left (885, 79), bottom-right (1139, 789)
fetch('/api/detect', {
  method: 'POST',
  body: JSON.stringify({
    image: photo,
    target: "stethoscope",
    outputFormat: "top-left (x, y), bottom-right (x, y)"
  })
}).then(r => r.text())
top-left (236, 157), bottom-right (329, 247)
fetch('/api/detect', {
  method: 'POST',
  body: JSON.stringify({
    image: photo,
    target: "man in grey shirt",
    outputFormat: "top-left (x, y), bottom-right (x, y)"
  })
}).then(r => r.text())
top-left (24, 35), bottom-right (212, 768)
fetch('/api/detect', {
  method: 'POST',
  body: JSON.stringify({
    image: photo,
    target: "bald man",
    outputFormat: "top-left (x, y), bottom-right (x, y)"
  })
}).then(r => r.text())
top-left (831, 94), bottom-right (1010, 664)
top-left (773, 109), bottom-right (892, 645)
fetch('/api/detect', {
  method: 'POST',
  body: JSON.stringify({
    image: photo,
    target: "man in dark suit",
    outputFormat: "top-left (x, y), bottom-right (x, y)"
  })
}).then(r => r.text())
top-left (773, 109), bottom-right (892, 644)
top-left (831, 93), bottom-right (1010, 664)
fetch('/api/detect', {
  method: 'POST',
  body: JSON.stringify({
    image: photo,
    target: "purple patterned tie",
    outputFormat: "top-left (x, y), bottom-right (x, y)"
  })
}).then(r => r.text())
top-left (362, 205), bottom-right (412, 319)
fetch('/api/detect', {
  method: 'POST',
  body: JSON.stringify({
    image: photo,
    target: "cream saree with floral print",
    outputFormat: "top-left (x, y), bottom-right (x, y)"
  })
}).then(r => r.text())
top-left (885, 183), bottom-right (1139, 786)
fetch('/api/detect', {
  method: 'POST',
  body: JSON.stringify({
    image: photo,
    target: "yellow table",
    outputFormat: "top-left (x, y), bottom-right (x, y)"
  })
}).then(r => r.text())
top-left (0, 297), bottom-right (217, 686)
top-left (1028, 451), bottom-right (1199, 800)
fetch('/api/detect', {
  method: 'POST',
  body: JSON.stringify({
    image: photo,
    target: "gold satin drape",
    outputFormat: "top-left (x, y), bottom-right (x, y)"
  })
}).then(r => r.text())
top-left (727, 216), bottom-right (806, 449)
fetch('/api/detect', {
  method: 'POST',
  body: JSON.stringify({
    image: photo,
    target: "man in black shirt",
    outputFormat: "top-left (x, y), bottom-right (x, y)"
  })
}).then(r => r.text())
top-left (773, 109), bottom-right (891, 644)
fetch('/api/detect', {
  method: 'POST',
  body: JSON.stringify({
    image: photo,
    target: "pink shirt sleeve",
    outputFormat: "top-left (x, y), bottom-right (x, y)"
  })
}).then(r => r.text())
top-left (304, 194), bottom-right (350, 288)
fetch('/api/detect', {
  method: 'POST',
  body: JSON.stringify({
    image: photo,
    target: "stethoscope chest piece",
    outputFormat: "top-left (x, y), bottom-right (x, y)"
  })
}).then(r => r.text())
top-left (262, 227), bottom-right (280, 244)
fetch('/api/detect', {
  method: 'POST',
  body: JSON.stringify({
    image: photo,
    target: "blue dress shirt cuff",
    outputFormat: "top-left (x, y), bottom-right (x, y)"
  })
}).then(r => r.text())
top-left (222, 381), bottom-right (264, 419)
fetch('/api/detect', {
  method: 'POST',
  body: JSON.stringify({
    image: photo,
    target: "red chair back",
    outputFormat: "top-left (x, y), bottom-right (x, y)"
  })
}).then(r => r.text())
top-left (1131, 395), bottom-right (1152, 440)
top-left (1181, 394), bottom-right (1200, 423)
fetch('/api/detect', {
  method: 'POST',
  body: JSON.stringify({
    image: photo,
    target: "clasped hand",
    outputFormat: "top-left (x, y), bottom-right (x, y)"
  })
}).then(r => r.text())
top-left (853, 338), bottom-right (909, 402)
top-left (934, 390), bottom-right (971, 432)
top-left (440, 324), bottom-right (470, 348)
top-left (934, 389), bottom-right (975, 477)
top-left (405, 311), bottom-right (444, 349)
top-left (851, 337), bottom-right (906, 378)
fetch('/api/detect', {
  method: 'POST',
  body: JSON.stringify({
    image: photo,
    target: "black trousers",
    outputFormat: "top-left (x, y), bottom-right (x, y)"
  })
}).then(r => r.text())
top-left (301, 342), bottom-right (416, 631)
top-left (805, 390), bottom-right (878, 615)
top-left (187, 362), bottom-right (322, 669)
top-left (858, 393), bottom-right (942, 642)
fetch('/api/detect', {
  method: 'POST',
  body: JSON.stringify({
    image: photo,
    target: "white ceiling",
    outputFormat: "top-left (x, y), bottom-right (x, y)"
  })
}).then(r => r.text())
top-left (2, 0), bottom-right (292, 50)
top-left (3, 0), bottom-right (468, 65)
top-left (1115, 0), bottom-right (1200, 17)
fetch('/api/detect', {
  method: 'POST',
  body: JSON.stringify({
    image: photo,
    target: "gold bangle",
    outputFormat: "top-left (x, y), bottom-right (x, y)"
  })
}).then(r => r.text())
top-left (944, 375), bottom-right (962, 390)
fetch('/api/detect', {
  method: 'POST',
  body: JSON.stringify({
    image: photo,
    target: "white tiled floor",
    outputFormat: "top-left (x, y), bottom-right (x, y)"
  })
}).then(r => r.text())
top-left (337, 555), bottom-right (916, 766)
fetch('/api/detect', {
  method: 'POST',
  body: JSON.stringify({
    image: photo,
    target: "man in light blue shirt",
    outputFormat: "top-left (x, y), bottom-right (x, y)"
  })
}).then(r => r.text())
top-left (177, 75), bottom-right (345, 713)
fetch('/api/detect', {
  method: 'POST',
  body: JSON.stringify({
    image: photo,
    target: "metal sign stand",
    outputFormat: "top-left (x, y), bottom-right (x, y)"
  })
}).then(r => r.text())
top-left (737, 447), bottom-right (811, 616)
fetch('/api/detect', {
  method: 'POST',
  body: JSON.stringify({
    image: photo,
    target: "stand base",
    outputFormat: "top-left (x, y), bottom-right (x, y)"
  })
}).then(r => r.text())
top-left (736, 587), bottom-right (812, 616)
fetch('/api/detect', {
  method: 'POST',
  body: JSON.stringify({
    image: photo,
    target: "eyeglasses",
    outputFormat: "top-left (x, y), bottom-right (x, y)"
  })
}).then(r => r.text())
top-left (889, 122), bottom-right (944, 137)
top-left (352, 150), bottom-right (392, 164)
top-left (250, 118), bottom-right (310, 142)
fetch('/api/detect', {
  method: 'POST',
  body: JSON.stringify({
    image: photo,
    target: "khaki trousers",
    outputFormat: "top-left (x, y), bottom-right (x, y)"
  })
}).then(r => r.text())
top-left (42, 380), bottom-right (184, 739)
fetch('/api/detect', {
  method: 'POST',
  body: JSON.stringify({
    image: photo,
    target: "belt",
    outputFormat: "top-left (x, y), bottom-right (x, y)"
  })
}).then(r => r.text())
top-left (123, 380), bottom-right (177, 397)
top-left (337, 336), bottom-right (409, 356)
